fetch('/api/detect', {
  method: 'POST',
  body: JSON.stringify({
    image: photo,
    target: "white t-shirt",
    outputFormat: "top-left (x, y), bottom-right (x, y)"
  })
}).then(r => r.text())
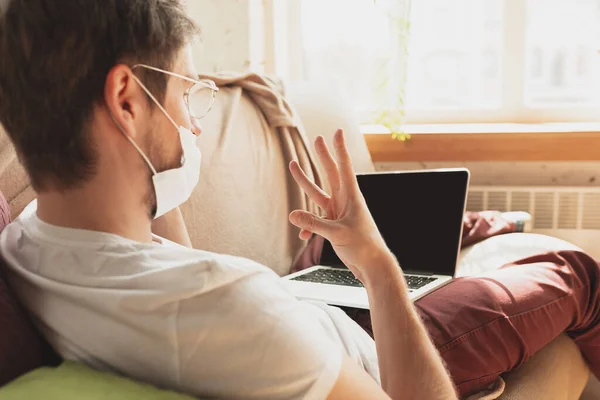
top-left (0, 202), bottom-right (379, 399)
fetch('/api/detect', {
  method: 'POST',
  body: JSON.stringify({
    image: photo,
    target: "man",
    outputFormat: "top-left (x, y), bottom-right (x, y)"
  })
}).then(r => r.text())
top-left (0, 1), bottom-right (598, 399)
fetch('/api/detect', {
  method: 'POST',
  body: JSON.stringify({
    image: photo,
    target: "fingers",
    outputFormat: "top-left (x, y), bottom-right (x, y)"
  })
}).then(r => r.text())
top-left (314, 136), bottom-right (341, 193)
top-left (289, 161), bottom-right (330, 210)
top-left (299, 229), bottom-right (312, 240)
top-left (289, 210), bottom-right (336, 239)
top-left (332, 129), bottom-right (358, 191)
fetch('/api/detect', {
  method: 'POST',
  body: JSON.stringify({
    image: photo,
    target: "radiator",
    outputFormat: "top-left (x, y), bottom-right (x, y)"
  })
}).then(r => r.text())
top-left (468, 186), bottom-right (600, 259)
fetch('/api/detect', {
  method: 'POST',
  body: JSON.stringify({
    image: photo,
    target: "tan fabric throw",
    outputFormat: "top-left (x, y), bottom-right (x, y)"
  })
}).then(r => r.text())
top-left (0, 127), bottom-right (35, 218)
top-left (182, 72), bottom-right (322, 276)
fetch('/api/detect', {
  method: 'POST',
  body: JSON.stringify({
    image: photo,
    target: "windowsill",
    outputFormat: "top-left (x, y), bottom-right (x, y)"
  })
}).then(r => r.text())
top-left (360, 122), bottom-right (600, 135)
top-left (361, 123), bottom-right (600, 162)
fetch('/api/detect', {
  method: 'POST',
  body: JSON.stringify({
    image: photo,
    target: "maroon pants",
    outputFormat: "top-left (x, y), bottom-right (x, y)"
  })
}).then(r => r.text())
top-left (416, 250), bottom-right (600, 397)
top-left (293, 212), bottom-right (600, 397)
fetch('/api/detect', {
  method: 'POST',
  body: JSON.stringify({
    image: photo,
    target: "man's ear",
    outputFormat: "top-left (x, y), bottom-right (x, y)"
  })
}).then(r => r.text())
top-left (104, 64), bottom-right (142, 139)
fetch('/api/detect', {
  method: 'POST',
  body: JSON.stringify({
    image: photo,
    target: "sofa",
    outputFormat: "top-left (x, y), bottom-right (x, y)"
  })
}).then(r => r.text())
top-left (0, 78), bottom-right (597, 399)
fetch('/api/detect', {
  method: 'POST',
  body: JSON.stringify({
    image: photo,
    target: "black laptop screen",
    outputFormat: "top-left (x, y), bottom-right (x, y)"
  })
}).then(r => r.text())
top-left (319, 169), bottom-right (469, 276)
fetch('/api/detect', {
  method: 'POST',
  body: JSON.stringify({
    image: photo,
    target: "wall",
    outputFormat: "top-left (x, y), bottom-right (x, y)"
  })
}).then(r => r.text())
top-left (186, 0), bottom-right (267, 74)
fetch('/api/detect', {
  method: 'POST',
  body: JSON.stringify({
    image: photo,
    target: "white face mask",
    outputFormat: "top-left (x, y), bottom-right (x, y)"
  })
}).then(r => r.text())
top-left (150, 126), bottom-right (201, 218)
top-left (110, 107), bottom-right (201, 219)
top-left (124, 125), bottom-right (201, 219)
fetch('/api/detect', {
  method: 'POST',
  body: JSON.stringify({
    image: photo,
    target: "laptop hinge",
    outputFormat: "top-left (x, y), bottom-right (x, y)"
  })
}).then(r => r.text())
top-left (402, 270), bottom-right (434, 276)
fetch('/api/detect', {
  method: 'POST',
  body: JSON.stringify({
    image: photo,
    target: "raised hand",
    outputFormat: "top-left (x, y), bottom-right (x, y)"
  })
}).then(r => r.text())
top-left (288, 129), bottom-right (392, 282)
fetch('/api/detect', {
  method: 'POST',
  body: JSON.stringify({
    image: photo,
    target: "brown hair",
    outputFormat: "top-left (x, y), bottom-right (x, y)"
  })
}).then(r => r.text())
top-left (0, 0), bottom-right (199, 190)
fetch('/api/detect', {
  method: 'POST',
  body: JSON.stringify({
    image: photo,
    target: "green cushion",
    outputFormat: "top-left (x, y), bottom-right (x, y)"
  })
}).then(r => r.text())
top-left (0, 361), bottom-right (196, 400)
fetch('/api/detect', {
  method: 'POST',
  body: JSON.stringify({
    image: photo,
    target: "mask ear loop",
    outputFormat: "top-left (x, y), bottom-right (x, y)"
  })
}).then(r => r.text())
top-left (109, 112), bottom-right (158, 175)
top-left (130, 73), bottom-right (187, 166)
top-left (130, 74), bottom-right (179, 131)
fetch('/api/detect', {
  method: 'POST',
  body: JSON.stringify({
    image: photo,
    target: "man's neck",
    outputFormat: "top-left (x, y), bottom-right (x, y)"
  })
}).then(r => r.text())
top-left (36, 181), bottom-right (153, 243)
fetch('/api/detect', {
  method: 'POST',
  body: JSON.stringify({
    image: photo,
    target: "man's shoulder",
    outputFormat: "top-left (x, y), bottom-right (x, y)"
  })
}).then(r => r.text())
top-left (0, 206), bottom-right (277, 296)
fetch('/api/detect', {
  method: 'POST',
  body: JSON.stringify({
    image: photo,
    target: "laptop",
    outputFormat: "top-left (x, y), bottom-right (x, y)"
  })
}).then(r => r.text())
top-left (284, 168), bottom-right (470, 309)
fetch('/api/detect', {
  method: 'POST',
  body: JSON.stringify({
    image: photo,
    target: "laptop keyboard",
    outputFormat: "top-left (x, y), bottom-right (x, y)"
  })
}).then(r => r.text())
top-left (291, 269), bottom-right (437, 290)
top-left (292, 269), bottom-right (363, 287)
top-left (405, 275), bottom-right (437, 290)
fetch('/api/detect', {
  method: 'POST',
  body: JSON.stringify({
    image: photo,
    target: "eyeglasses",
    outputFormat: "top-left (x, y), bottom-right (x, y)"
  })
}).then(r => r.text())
top-left (131, 64), bottom-right (219, 121)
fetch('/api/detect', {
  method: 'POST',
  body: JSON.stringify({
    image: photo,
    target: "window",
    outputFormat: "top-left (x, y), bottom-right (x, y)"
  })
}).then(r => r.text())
top-left (406, 0), bottom-right (503, 110)
top-left (524, 0), bottom-right (599, 107)
top-left (275, 0), bottom-right (600, 124)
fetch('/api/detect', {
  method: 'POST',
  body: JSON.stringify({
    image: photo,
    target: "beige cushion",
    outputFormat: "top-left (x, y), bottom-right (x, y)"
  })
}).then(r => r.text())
top-left (181, 85), bottom-right (306, 276)
top-left (499, 334), bottom-right (589, 400)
